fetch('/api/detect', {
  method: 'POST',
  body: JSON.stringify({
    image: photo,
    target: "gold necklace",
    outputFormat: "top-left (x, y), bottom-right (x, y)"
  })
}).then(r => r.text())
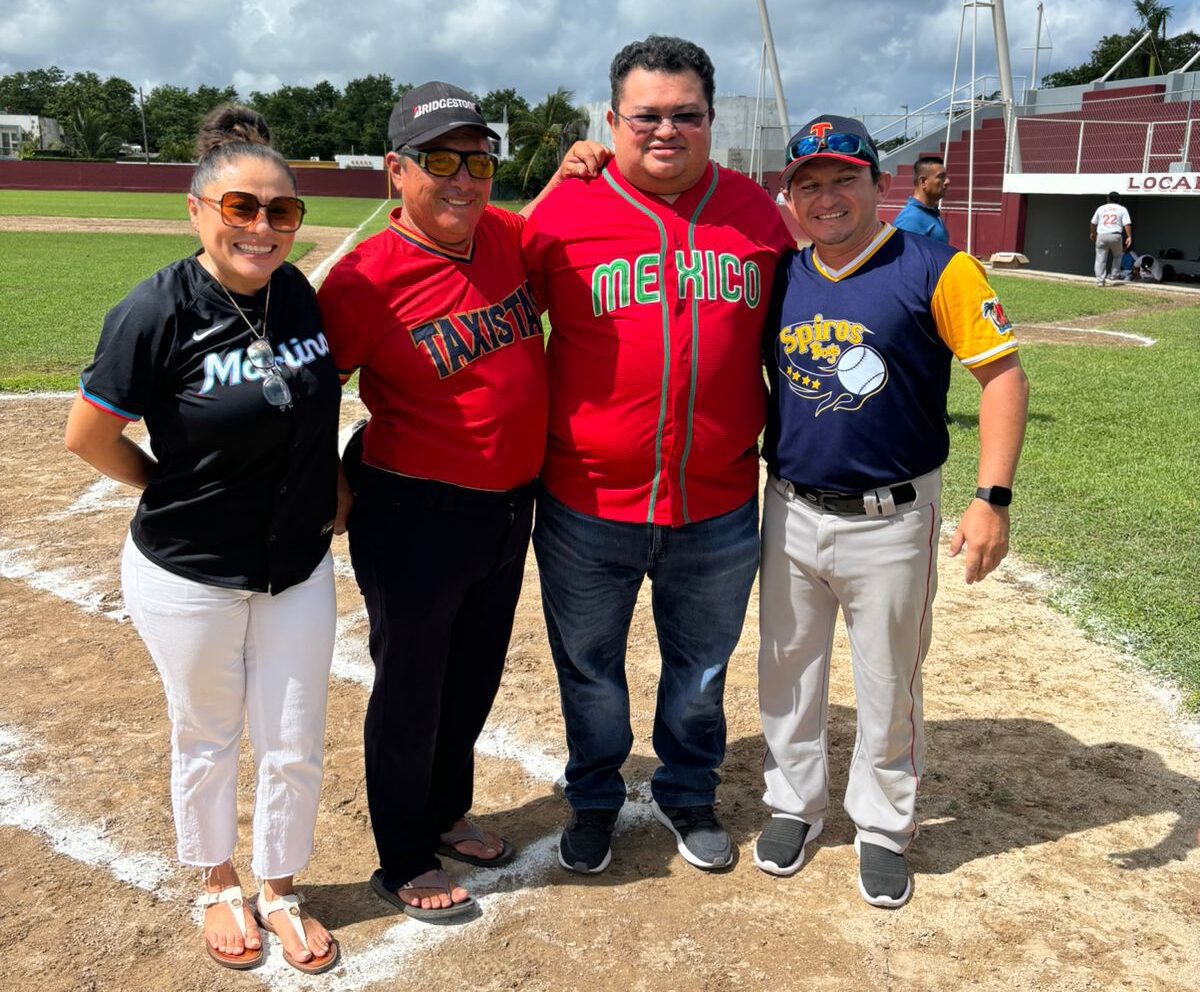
top-left (214, 277), bottom-right (271, 341)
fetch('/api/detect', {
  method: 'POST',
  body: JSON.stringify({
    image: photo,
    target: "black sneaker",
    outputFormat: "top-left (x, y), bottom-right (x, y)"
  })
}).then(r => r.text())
top-left (558, 808), bottom-right (619, 874)
top-left (651, 801), bottom-right (732, 869)
top-left (855, 836), bottom-right (912, 908)
top-left (753, 814), bottom-right (823, 876)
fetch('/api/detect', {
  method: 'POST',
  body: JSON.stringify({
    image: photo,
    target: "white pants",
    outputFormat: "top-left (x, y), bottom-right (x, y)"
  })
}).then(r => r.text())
top-left (758, 472), bottom-right (940, 853)
top-left (121, 535), bottom-right (335, 878)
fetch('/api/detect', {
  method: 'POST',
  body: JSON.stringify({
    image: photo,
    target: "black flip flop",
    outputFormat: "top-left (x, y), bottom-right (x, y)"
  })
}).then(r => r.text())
top-left (436, 835), bottom-right (516, 868)
top-left (369, 869), bottom-right (476, 922)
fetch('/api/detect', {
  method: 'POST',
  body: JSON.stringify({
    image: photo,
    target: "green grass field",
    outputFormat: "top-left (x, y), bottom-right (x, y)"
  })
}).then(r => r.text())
top-left (0, 189), bottom-right (387, 229)
top-left (0, 232), bottom-right (313, 391)
top-left (942, 275), bottom-right (1200, 706)
top-left (1, 188), bottom-right (1195, 707)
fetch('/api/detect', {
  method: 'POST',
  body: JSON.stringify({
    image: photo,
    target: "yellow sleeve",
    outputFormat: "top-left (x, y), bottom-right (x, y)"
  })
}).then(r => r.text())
top-left (930, 252), bottom-right (1019, 368)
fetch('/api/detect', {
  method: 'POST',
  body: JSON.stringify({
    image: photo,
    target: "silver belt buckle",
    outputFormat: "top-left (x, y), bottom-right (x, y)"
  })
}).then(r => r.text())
top-left (863, 488), bottom-right (898, 518)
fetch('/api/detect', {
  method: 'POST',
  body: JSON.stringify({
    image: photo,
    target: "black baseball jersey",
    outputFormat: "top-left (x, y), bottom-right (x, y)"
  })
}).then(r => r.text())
top-left (80, 255), bottom-right (340, 594)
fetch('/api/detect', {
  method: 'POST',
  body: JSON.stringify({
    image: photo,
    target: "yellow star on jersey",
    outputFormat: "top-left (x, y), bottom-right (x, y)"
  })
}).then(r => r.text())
top-left (789, 368), bottom-right (801, 381)
top-left (801, 375), bottom-right (813, 388)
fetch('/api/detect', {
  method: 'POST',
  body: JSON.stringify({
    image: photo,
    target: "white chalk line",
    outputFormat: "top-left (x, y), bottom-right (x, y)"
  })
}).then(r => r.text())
top-left (0, 543), bottom-right (127, 620)
top-left (51, 438), bottom-right (150, 519)
top-left (0, 390), bottom-right (75, 400)
top-left (0, 725), bottom-right (175, 896)
top-left (1018, 323), bottom-right (1157, 346)
top-left (2, 516), bottom-right (599, 991)
top-left (307, 200), bottom-right (390, 289)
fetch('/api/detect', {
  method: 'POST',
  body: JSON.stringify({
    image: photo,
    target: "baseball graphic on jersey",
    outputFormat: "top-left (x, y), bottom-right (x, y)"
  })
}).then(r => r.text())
top-left (777, 313), bottom-right (889, 417)
top-left (835, 345), bottom-right (887, 396)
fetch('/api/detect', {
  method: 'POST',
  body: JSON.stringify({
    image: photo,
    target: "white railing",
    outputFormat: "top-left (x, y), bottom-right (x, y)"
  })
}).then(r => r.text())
top-left (1012, 111), bottom-right (1197, 174)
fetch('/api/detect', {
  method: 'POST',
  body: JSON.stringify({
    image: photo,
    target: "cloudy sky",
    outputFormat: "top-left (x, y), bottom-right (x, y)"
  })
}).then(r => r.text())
top-left (4, 0), bottom-right (1199, 135)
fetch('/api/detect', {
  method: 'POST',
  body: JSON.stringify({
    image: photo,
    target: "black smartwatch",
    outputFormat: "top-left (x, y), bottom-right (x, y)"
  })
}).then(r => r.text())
top-left (975, 486), bottom-right (1013, 507)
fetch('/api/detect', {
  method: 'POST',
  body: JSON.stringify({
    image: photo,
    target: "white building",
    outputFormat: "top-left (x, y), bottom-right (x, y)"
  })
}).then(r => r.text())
top-left (0, 115), bottom-right (65, 159)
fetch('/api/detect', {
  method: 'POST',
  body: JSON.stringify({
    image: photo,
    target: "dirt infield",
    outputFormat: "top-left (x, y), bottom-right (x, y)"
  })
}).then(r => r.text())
top-left (1, 228), bottom-right (1196, 990)
top-left (1, 393), bottom-right (1198, 992)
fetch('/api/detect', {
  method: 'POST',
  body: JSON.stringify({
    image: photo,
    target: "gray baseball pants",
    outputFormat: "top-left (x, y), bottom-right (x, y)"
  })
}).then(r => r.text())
top-left (758, 470), bottom-right (941, 854)
top-left (1094, 232), bottom-right (1123, 283)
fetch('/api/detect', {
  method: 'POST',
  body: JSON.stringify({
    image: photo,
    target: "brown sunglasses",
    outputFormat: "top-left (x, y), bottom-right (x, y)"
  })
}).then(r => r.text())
top-left (195, 191), bottom-right (307, 232)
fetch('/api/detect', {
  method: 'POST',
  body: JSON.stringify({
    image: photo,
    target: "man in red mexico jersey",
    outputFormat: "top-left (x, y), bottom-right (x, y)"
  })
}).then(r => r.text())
top-left (522, 36), bottom-right (794, 875)
top-left (318, 82), bottom-right (604, 921)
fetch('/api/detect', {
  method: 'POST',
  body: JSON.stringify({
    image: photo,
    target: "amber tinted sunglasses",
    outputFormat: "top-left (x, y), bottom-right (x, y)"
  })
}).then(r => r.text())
top-left (399, 147), bottom-right (498, 179)
top-left (195, 191), bottom-right (307, 232)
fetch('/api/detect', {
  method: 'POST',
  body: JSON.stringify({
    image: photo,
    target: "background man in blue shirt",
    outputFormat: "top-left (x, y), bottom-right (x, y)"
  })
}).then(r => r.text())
top-left (892, 155), bottom-right (949, 243)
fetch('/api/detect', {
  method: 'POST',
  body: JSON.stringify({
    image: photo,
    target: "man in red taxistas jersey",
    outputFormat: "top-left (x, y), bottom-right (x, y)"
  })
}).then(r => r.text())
top-left (522, 36), bottom-right (794, 876)
top-left (318, 82), bottom-right (604, 921)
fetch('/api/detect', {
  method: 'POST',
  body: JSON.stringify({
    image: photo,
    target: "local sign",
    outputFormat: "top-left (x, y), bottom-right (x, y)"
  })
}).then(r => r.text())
top-left (1125, 173), bottom-right (1200, 193)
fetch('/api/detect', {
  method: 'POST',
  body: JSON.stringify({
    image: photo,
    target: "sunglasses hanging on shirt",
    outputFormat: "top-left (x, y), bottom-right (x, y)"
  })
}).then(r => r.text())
top-left (212, 279), bottom-right (294, 409)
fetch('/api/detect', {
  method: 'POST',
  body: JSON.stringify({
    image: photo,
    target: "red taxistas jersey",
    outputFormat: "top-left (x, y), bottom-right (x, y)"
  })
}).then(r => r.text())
top-left (522, 161), bottom-right (793, 525)
top-left (318, 206), bottom-right (548, 492)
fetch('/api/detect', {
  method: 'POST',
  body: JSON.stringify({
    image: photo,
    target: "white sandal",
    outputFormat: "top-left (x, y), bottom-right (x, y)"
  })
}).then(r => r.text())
top-left (255, 888), bottom-right (340, 974)
top-left (196, 885), bottom-right (262, 970)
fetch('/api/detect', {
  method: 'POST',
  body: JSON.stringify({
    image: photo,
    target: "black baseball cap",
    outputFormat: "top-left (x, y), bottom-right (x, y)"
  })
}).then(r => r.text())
top-left (388, 81), bottom-right (500, 150)
top-left (780, 114), bottom-right (879, 186)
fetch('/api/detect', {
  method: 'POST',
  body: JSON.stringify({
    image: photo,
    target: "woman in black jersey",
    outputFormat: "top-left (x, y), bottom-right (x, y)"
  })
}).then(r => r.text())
top-left (65, 107), bottom-right (341, 974)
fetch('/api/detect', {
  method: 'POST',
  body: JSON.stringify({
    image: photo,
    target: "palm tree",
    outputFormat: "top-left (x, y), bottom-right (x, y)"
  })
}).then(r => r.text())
top-left (1132, 0), bottom-right (1173, 74)
top-left (65, 107), bottom-right (122, 159)
top-left (507, 88), bottom-right (590, 194)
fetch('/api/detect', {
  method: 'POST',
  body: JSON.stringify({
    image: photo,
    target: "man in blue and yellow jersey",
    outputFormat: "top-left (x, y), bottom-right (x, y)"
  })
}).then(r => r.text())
top-left (754, 115), bottom-right (1029, 908)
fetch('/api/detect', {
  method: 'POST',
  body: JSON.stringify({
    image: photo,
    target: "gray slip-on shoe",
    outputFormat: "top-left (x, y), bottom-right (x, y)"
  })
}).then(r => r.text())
top-left (855, 836), bottom-right (912, 908)
top-left (753, 815), bottom-right (824, 876)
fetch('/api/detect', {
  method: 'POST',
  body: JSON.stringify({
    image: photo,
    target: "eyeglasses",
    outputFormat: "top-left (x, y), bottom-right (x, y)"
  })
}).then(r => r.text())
top-left (614, 110), bottom-right (711, 135)
top-left (246, 338), bottom-right (293, 408)
top-left (787, 132), bottom-right (877, 165)
top-left (195, 191), bottom-right (307, 232)
top-left (399, 147), bottom-right (498, 179)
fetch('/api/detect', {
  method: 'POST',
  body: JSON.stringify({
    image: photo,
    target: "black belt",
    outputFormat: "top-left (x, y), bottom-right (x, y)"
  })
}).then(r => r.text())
top-left (789, 481), bottom-right (917, 515)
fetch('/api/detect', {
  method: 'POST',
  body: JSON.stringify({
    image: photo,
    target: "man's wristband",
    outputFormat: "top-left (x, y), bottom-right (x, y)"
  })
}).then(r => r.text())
top-left (975, 486), bottom-right (1012, 507)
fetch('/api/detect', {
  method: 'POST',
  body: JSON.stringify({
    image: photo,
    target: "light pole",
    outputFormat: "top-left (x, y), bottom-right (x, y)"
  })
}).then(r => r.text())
top-left (901, 103), bottom-right (909, 141)
top-left (137, 86), bottom-right (150, 164)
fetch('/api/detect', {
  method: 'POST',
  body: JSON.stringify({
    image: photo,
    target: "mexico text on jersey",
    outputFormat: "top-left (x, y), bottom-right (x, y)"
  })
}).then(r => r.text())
top-left (522, 161), bottom-right (793, 526)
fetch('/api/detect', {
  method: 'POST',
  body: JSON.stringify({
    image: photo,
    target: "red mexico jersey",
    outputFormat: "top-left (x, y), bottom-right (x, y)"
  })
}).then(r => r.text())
top-left (318, 206), bottom-right (547, 491)
top-left (522, 161), bottom-right (793, 525)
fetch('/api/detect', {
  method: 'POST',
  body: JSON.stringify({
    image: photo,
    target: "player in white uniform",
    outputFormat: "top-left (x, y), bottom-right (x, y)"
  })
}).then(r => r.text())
top-left (755, 115), bottom-right (1030, 907)
top-left (1089, 192), bottom-right (1132, 287)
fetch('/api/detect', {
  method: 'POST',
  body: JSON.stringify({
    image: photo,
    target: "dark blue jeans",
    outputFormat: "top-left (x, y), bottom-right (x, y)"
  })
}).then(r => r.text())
top-left (533, 493), bottom-right (760, 810)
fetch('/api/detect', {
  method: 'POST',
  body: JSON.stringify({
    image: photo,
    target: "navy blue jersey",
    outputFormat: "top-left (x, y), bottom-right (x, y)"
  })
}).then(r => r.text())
top-left (763, 225), bottom-right (1016, 492)
top-left (81, 255), bottom-right (340, 593)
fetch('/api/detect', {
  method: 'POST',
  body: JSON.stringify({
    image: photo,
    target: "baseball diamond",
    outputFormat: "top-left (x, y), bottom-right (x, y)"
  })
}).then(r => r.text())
top-left (0, 202), bottom-right (1198, 990)
top-left (1, 393), bottom-right (1198, 991)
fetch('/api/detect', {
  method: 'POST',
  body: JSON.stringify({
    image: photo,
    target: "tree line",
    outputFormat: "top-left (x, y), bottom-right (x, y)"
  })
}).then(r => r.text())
top-left (0, 69), bottom-right (588, 194)
top-left (1041, 1), bottom-right (1198, 87)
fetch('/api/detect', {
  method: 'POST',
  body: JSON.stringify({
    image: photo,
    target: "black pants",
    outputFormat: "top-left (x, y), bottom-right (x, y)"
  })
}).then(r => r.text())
top-left (347, 465), bottom-right (535, 888)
